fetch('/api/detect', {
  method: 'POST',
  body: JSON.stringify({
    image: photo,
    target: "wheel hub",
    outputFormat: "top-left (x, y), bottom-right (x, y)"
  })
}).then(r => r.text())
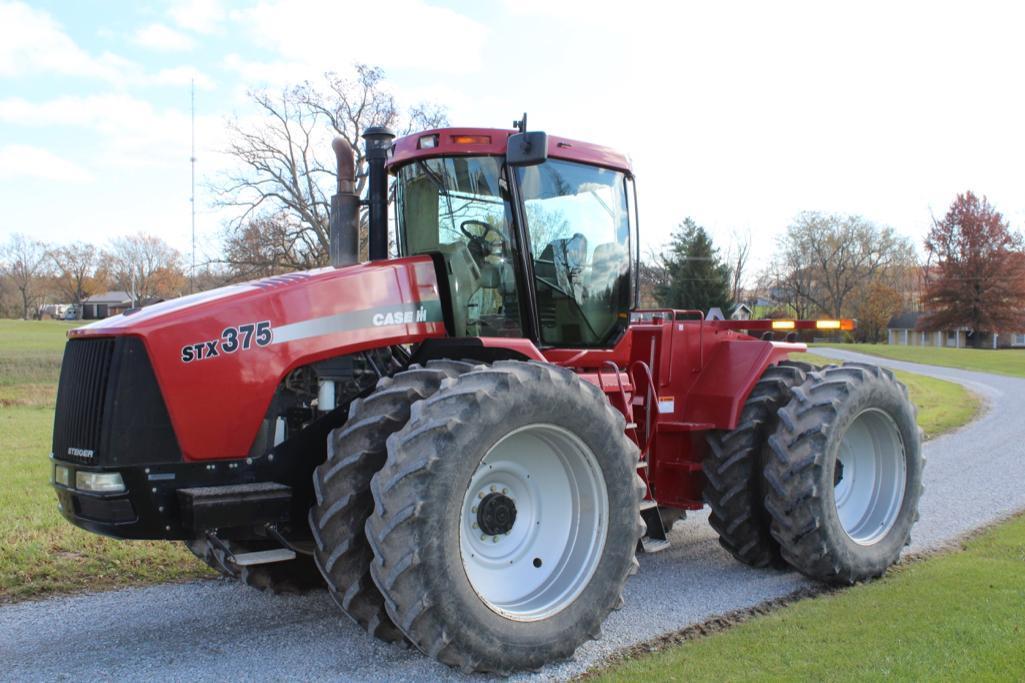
top-left (477, 492), bottom-right (517, 536)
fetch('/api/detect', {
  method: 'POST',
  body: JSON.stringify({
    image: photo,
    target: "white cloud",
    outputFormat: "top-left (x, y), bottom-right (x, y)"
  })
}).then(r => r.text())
top-left (169, 0), bottom-right (225, 34)
top-left (230, 0), bottom-right (487, 80)
top-left (0, 144), bottom-right (92, 182)
top-left (132, 23), bottom-right (194, 52)
top-left (0, 95), bottom-right (225, 171)
top-left (0, 1), bottom-right (137, 82)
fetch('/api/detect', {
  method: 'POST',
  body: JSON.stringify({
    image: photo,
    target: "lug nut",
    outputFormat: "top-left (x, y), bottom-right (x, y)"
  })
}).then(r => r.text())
top-left (471, 506), bottom-right (477, 513)
top-left (480, 533), bottom-right (487, 541)
top-left (492, 536), bottom-right (499, 543)
top-left (472, 522), bottom-right (478, 529)
top-left (490, 485), bottom-right (496, 492)
top-left (502, 488), bottom-right (508, 495)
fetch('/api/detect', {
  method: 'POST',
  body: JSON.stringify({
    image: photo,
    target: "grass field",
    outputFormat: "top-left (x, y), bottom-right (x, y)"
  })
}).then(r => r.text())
top-left (799, 351), bottom-right (981, 440)
top-left (0, 320), bottom-right (213, 602)
top-left (592, 512), bottom-right (1025, 681)
top-left (814, 342), bottom-right (1025, 378)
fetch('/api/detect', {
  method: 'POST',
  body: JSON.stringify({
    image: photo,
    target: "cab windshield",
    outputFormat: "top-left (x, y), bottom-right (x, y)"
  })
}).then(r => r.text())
top-left (516, 159), bottom-right (632, 346)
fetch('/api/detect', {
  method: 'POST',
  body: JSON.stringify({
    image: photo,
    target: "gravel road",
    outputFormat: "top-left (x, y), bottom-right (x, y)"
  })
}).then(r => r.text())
top-left (4, 349), bottom-right (1024, 682)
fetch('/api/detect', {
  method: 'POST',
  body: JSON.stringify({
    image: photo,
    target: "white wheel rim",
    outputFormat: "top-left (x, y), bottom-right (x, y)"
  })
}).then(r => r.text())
top-left (833, 408), bottom-right (907, 545)
top-left (458, 424), bottom-right (608, 622)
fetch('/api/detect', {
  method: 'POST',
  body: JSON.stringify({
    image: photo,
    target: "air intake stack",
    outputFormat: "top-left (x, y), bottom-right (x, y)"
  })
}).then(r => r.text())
top-left (362, 126), bottom-right (395, 261)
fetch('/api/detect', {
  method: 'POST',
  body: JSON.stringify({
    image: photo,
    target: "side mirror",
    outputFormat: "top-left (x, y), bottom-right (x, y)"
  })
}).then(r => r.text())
top-left (506, 131), bottom-right (548, 167)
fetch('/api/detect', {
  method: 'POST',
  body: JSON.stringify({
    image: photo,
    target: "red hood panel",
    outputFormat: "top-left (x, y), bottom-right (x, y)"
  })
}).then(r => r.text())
top-left (72, 257), bottom-right (446, 461)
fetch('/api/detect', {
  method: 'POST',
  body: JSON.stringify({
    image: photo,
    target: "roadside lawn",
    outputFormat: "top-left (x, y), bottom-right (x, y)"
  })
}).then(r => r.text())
top-left (0, 320), bottom-right (213, 603)
top-left (814, 342), bottom-right (1025, 378)
top-left (591, 512), bottom-right (1025, 681)
top-left (798, 351), bottom-right (981, 440)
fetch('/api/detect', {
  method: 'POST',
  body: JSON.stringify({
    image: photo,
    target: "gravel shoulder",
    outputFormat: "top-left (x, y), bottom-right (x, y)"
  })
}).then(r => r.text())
top-left (3, 348), bottom-right (1023, 682)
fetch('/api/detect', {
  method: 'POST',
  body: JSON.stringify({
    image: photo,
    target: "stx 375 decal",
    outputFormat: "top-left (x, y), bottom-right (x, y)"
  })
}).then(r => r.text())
top-left (181, 321), bottom-right (272, 363)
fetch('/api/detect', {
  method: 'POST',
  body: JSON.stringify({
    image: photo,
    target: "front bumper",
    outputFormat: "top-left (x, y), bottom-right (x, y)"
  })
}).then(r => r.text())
top-left (51, 456), bottom-right (290, 540)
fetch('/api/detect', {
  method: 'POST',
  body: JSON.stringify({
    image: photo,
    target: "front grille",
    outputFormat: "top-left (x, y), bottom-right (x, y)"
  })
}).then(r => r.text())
top-left (53, 338), bottom-right (116, 464)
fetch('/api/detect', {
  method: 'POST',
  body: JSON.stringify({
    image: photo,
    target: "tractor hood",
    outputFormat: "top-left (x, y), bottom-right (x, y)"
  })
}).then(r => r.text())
top-left (66, 256), bottom-right (446, 461)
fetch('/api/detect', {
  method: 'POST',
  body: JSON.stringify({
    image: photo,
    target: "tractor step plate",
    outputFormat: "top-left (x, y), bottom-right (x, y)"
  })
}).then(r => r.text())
top-left (641, 537), bottom-right (671, 553)
top-left (232, 548), bottom-right (296, 566)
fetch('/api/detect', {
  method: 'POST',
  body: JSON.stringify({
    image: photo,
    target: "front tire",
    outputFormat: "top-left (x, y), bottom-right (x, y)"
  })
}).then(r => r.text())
top-left (309, 360), bottom-right (477, 643)
top-left (763, 363), bottom-right (923, 584)
top-left (365, 361), bottom-right (645, 674)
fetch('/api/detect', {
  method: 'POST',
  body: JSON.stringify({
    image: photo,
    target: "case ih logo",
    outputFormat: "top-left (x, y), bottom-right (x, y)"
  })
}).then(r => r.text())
top-left (373, 306), bottom-right (428, 326)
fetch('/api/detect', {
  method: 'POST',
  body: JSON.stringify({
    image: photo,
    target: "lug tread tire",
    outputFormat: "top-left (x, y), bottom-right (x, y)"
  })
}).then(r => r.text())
top-left (365, 361), bottom-right (645, 674)
top-left (185, 539), bottom-right (323, 594)
top-left (763, 363), bottom-right (923, 585)
top-left (309, 360), bottom-right (478, 643)
top-left (704, 360), bottom-right (816, 568)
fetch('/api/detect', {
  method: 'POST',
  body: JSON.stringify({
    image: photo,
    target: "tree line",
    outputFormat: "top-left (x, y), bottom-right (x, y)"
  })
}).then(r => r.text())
top-left (646, 191), bottom-right (1025, 345)
top-left (0, 233), bottom-right (188, 319)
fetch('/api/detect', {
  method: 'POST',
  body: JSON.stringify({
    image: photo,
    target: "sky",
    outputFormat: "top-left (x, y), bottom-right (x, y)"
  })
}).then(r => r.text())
top-left (3, 0), bottom-right (1025, 277)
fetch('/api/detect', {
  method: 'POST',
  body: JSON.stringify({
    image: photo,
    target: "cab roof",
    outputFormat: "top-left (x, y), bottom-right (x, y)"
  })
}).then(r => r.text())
top-left (387, 127), bottom-right (633, 175)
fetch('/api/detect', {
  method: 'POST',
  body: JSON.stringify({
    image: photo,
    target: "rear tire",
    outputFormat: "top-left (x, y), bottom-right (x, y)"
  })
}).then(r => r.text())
top-left (185, 538), bottom-right (323, 594)
top-left (763, 363), bottom-right (923, 584)
top-left (309, 360), bottom-right (478, 643)
top-left (365, 361), bottom-right (645, 674)
top-left (704, 360), bottom-right (813, 568)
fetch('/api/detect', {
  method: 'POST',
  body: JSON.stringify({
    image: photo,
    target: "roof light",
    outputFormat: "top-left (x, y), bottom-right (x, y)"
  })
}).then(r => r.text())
top-left (772, 320), bottom-right (795, 330)
top-left (450, 134), bottom-right (491, 145)
top-left (418, 135), bottom-right (438, 149)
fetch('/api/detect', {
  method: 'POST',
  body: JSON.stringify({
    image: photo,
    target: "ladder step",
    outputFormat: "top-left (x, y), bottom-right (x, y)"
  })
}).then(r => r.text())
top-left (232, 548), bottom-right (296, 566)
top-left (625, 422), bottom-right (638, 430)
top-left (641, 537), bottom-right (671, 554)
top-left (640, 499), bottom-right (657, 511)
top-left (636, 460), bottom-right (648, 469)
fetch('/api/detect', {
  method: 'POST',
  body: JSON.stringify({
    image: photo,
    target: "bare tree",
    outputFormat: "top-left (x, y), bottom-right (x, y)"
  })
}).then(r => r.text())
top-left (773, 212), bottom-right (917, 318)
top-left (50, 242), bottom-right (101, 310)
top-left (1, 233), bottom-right (50, 319)
top-left (216, 64), bottom-right (447, 275)
top-left (725, 229), bottom-right (751, 304)
top-left (103, 234), bottom-right (185, 305)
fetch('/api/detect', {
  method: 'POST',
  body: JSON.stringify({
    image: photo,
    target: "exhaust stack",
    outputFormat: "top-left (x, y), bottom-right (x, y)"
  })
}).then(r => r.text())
top-left (329, 137), bottom-right (359, 267)
top-left (362, 126), bottom-right (395, 261)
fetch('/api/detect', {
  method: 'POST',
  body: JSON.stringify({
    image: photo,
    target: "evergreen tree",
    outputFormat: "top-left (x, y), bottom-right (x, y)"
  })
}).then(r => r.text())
top-left (655, 218), bottom-right (734, 314)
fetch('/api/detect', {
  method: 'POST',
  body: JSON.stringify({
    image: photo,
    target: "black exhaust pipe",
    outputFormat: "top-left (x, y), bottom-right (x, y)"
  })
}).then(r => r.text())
top-left (329, 137), bottom-right (359, 267)
top-left (362, 126), bottom-right (395, 261)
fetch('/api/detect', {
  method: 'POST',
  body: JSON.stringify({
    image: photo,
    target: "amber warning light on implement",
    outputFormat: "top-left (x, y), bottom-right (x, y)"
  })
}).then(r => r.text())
top-left (770, 319), bottom-right (855, 331)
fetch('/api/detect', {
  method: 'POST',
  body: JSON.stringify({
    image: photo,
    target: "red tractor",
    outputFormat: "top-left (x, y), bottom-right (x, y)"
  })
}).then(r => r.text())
top-left (50, 118), bottom-right (922, 674)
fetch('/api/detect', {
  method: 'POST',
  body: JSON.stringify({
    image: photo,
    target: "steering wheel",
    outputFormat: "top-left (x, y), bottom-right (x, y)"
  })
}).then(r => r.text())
top-left (460, 219), bottom-right (502, 243)
top-left (460, 220), bottom-right (503, 265)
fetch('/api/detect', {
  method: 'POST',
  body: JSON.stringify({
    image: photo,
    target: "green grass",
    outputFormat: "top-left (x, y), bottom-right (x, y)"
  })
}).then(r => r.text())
top-left (797, 351), bottom-right (981, 440)
top-left (814, 342), bottom-right (1025, 379)
top-left (0, 320), bottom-right (213, 602)
top-left (592, 513), bottom-right (1025, 681)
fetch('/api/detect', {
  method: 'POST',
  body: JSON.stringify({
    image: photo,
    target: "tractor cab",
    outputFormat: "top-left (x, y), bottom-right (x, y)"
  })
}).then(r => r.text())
top-left (386, 127), bottom-right (637, 348)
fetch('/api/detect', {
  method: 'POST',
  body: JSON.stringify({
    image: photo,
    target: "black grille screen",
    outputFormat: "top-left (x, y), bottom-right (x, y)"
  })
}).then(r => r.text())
top-left (53, 338), bottom-right (116, 464)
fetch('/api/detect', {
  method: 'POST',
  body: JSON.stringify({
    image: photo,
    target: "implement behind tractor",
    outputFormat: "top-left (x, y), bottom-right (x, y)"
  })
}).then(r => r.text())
top-left (49, 117), bottom-right (922, 673)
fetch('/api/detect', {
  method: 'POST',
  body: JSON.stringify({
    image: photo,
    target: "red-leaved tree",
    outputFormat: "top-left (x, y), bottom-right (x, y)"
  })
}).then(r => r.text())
top-left (918, 192), bottom-right (1025, 344)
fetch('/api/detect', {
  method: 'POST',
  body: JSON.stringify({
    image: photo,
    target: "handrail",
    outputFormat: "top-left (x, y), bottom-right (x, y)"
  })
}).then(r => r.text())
top-left (629, 360), bottom-right (660, 458)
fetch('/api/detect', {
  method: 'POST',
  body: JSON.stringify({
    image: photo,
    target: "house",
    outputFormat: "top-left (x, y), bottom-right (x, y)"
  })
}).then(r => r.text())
top-left (731, 303), bottom-right (752, 320)
top-left (887, 311), bottom-right (1025, 349)
top-left (82, 291), bottom-right (133, 319)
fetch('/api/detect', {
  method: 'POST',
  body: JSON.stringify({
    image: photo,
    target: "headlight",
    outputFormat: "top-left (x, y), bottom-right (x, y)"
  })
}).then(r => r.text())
top-left (75, 471), bottom-right (126, 493)
top-left (54, 464), bottom-right (72, 487)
